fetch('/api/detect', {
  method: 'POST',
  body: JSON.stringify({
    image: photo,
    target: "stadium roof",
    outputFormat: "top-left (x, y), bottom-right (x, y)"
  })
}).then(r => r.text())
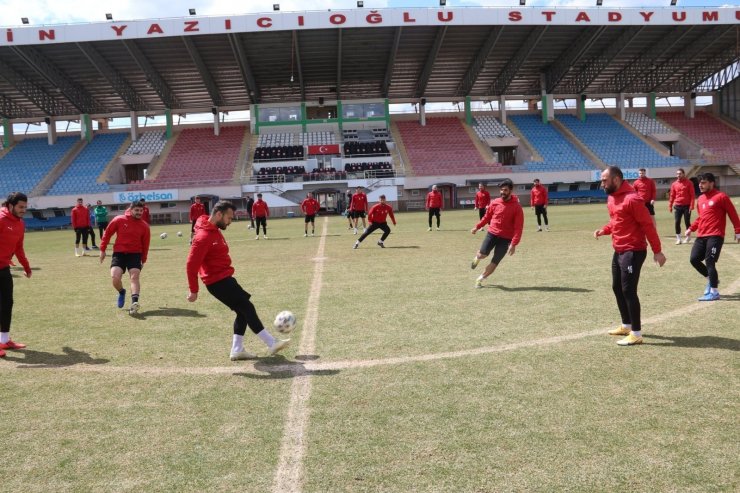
top-left (0, 7), bottom-right (738, 119)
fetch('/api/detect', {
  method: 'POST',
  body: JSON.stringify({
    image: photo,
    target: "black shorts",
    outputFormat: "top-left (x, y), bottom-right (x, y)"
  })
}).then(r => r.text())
top-left (479, 232), bottom-right (511, 265)
top-left (110, 252), bottom-right (143, 272)
top-left (352, 210), bottom-right (366, 219)
top-left (305, 214), bottom-right (316, 223)
top-left (645, 202), bottom-right (655, 215)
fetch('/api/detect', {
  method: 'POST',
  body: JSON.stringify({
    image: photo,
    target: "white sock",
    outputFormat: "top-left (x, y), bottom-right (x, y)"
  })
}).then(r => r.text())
top-left (631, 330), bottom-right (641, 337)
top-left (622, 324), bottom-right (632, 330)
top-left (676, 234), bottom-right (681, 240)
top-left (477, 274), bottom-right (485, 281)
top-left (257, 329), bottom-right (276, 347)
top-left (0, 332), bottom-right (9, 344)
top-left (232, 334), bottom-right (244, 352)
top-left (710, 288), bottom-right (719, 295)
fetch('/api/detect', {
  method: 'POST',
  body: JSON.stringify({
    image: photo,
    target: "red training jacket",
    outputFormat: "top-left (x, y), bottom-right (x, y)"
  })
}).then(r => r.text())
top-left (189, 202), bottom-right (206, 222)
top-left (475, 195), bottom-right (524, 246)
top-left (71, 204), bottom-right (90, 229)
top-left (474, 190), bottom-right (491, 209)
top-left (186, 216), bottom-right (235, 293)
top-left (301, 198), bottom-right (320, 216)
top-left (368, 203), bottom-right (396, 225)
top-left (141, 205), bottom-right (151, 224)
top-left (0, 209), bottom-right (31, 274)
top-left (530, 185), bottom-right (548, 206)
top-left (669, 178), bottom-right (695, 210)
top-left (688, 188), bottom-right (740, 238)
top-left (252, 199), bottom-right (269, 218)
top-left (426, 190), bottom-right (443, 209)
top-left (99, 210), bottom-right (151, 263)
top-left (632, 176), bottom-right (657, 204)
top-left (350, 193), bottom-right (368, 212)
top-left (599, 181), bottom-right (662, 254)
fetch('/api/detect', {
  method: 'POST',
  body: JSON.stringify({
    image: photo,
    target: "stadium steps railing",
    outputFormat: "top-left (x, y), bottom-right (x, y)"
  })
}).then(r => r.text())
top-left (31, 139), bottom-right (87, 197)
top-left (389, 121), bottom-right (414, 176)
top-left (143, 132), bottom-right (179, 180)
top-left (234, 127), bottom-right (252, 183)
top-left (550, 119), bottom-right (606, 170)
top-left (461, 120), bottom-right (497, 163)
top-left (502, 119), bottom-right (544, 163)
top-left (97, 135), bottom-right (132, 184)
top-left (0, 142), bottom-right (13, 159)
top-left (613, 115), bottom-right (672, 157)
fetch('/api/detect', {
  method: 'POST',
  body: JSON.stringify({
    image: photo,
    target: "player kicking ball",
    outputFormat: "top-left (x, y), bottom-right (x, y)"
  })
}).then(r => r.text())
top-left (186, 200), bottom-right (289, 360)
top-left (353, 195), bottom-right (396, 249)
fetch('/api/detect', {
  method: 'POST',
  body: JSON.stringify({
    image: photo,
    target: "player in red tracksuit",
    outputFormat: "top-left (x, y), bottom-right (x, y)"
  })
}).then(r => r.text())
top-left (350, 186), bottom-right (369, 234)
top-left (632, 168), bottom-right (657, 226)
top-left (0, 192), bottom-right (32, 356)
top-left (669, 168), bottom-right (696, 244)
top-left (186, 201), bottom-right (289, 360)
top-left (99, 201), bottom-right (151, 315)
top-left (530, 178), bottom-right (549, 232)
top-left (474, 183), bottom-right (491, 220)
top-left (353, 195), bottom-right (396, 249)
top-left (595, 166), bottom-right (666, 346)
top-left (189, 196), bottom-right (206, 243)
top-left (252, 193), bottom-right (269, 239)
top-left (71, 197), bottom-right (91, 257)
top-left (301, 192), bottom-right (320, 237)
top-left (426, 185), bottom-right (443, 231)
top-left (139, 199), bottom-right (151, 224)
top-left (470, 179), bottom-right (523, 289)
top-left (684, 172), bottom-right (740, 301)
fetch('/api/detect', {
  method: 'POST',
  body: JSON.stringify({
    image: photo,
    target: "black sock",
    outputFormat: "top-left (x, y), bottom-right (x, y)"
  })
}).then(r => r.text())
top-left (132, 294), bottom-right (139, 303)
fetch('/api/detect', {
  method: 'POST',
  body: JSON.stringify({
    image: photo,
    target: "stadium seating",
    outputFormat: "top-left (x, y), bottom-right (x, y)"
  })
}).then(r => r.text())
top-left (509, 115), bottom-right (594, 172)
top-left (625, 112), bottom-right (673, 135)
top-left (47, 133), bottom-right (128, 195)
top-left (473, 116), bottom-right (515, 139)
top-left (344, 161), bottom-right (394, 177)
top-left (129, 126), bottom-right (246, 189)
top-left (299, 131), bottom-right (335, 145)
top-left (258, 133), bottom-right (295, 147)
top-left (658, 111), bottom-right (740, 164)
top-left (343, 140), bottom-right (390, 157)
top-left (254, 145), bottom-right (305, 162)
top-left (395, 118), bottom-right (503, 176)
top-left (0, 136), bottom-right (77, 194)
top-left (125, 131), bottom-right (166, 155)
top-left (24, 216), bottom-right (71, 231)
top-left (558, 114), bottom-right (684, 168)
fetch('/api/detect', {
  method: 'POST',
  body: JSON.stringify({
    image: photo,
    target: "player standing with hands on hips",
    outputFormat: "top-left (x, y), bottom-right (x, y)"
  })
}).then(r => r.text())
top-left (684, 172), bottom-right (740, 301)
top-left (186, 200), bottom-right (289, 360)
top-left (594, 166), bottom-right (666, 346)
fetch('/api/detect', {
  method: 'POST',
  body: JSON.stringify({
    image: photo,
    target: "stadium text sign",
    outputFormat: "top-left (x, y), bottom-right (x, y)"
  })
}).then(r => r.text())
top-left (592, 169), bottom-right (641, 182)
top-left (1, 8), bottom-right (738, 46)
top-left (115, 190), bottom-right (178, 204)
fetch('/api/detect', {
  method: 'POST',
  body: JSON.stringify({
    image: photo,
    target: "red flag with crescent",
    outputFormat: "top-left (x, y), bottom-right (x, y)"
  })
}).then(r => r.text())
top-left (308, 144), bottom-right (340, 155)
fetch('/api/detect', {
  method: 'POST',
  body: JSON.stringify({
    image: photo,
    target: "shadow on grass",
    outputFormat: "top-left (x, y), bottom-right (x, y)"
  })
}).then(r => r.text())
top-left (644, 334), bottom-right (740, 351)
top-left (235, 356), bottom-right (339, 380)
top-left (487, 284), bottom-right (593, 293)
top-left (718, 293), bottom-right (740, 301)
top-left (4, 347), bottom-right (110, 368)
top-left (130, 307), bottom-right (206, 319)
top-left (383, 245), bottom-right (421, 249)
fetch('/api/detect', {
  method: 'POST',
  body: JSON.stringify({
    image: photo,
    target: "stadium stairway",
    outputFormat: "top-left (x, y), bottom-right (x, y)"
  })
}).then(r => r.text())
top-left (141, 133), bottom-right (179, 180)
top-left (502, 118), bottom-right (543, 162)
top-left (461, 121), bottom-right (497, 163)
top-left (30, 139), bottom-right (87, 196)
top-left (550, 120), bottom-right (607, 169)
top-left (389, 121), bottom-right (414, 175)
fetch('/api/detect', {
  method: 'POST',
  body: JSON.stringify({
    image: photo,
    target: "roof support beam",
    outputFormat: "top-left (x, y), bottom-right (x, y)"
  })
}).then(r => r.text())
top-left (292, 31), bottom-right (305, 101)
top-left (382, 27), bottom-right (402, 98)
top-left (599, 27), bottom-right (693, 94)
top-left (544, 26), bottom-right (605, 94)
top-left (227, 33), bottom-right (260, 104)
top-left (181, 36), bottom-right (224, 107)
top-left (122, 40), bottom-right (181, 109)
top-left (0, 93), bottom-right (27, 119)
top-left (456, 26), bottom-right (504, 97)
top-left (415, 26), bottom-right (447, 98)
top-left (560, 26), bottom-right (643, 95)
top-left (644, 26), bottom-right (734, 93)
top-left (10, 45), bottom-right (106, 114)
top-left (0, 59), bottom-right (69, 116)
top-left (487, 26), bottom-right (547, 96)
top-left (674, 45), bottom-right (740, 92)
top-left (76, 43), bottom-right (150, 112)
top-left (336, 29), bottom-right (343, 100)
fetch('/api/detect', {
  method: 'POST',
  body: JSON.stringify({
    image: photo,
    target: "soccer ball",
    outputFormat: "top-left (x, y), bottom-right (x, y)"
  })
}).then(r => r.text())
top-left (274, 310), bottom-right (297, 334)
top-left (160, 232), bottom-right (168, 239)
top-left (177, 231), bottom-right (183, 237)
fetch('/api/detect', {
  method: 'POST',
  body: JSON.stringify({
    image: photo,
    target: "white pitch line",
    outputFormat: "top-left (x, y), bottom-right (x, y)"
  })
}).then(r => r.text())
top-left (271, 216), bottom-right (329, 493)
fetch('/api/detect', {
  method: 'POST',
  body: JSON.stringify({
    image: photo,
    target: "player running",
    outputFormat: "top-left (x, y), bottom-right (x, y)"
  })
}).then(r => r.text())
top-left (353, 195), bottom-right (396, 249)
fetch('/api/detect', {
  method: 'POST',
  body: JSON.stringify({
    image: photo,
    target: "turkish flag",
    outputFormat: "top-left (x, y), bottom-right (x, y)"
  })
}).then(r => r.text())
top-left (308, 144), bottom-right (340, 155)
